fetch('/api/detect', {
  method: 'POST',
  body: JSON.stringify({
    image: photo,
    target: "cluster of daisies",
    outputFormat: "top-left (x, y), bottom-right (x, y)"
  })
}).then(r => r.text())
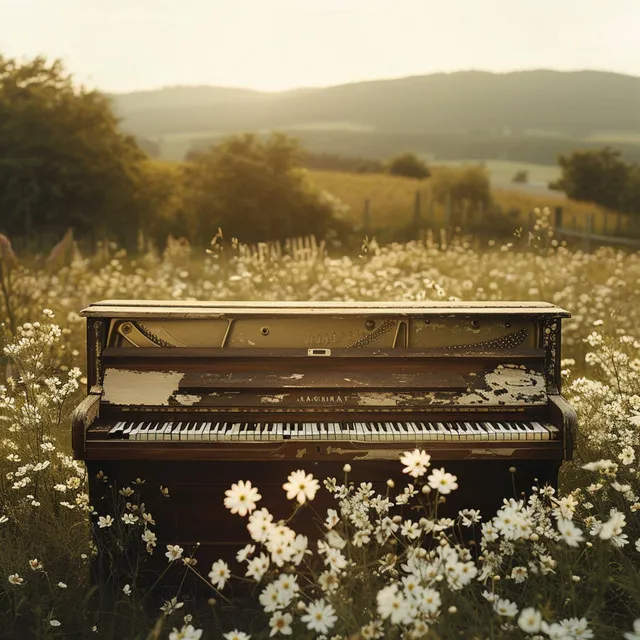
top-left (152, 446), bottom-right (640, 639)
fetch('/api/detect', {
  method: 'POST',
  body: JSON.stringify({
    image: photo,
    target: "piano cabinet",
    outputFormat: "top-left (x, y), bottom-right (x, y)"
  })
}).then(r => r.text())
top-left (74, 300), bottom-right (576, 588)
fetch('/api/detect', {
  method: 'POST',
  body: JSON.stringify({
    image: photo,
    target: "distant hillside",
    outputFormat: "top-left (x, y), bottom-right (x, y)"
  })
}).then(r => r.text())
top-left (110, 70), bottom-right (640, 163)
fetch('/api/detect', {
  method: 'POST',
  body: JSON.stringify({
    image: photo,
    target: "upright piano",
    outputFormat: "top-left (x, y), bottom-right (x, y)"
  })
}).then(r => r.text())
top-left (73, 300), bottom-right (576, 572)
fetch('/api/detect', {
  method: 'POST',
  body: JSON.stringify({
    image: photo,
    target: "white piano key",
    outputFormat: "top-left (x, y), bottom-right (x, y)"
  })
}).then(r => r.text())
top-left (408, 421), bottom-right (420, 439)
top-left (228, 423), bottom-right (242, 440)
top-left (109, 421), bottom-right (126, 435)
top-left (137, 422), bottom-right (153, 440)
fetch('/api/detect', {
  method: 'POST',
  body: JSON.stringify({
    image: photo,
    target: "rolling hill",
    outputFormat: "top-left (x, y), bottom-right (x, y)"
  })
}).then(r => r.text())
top-left (109, 70), bottom-right (640, 164)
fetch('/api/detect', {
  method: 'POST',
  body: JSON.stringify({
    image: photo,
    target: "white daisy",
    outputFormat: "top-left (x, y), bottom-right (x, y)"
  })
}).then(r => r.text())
top-left (400, 449), bottom-right (431, 478)
top-left (518, 607), bottom-right (542, 633)
top-left (223, 631), bottom-right (251, 640)
top-left (427, 468), bottom-right (458, 494)
top-left (169, 624), bottom-right (203, 640)
top-left (269, 611), bottom-right (292, 636)
top-left (300, 598), bottom-right (337, 634)
top-left (97, 515), bottom-right (114, 528)
top-left (282, 470), bottom-right (320, 504)
top-left (208, 559), bottom-right (230, 590)
top-left (165, 544), bottom-right (184, 562)
top-left (224, 480), bottom-right (262, 517)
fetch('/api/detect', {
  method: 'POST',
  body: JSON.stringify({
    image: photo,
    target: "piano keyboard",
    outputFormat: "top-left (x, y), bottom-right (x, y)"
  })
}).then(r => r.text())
top-left (98, 420), bottom-right (559, 442)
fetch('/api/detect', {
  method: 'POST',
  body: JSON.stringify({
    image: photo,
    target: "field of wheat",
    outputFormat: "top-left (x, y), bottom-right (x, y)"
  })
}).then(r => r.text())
top-left (0, 233), bottom-right (639, 639)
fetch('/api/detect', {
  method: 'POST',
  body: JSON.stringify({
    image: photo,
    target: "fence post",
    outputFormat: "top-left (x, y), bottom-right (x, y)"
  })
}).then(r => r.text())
top-left (413, 190), bottom-right (421, 239)
top-left (554, 206), bottom-right (563, 230)
top-left (363, 199), bottom-right (371, 236)
top-left (444, 192), bottom-right (452, 235)
top-left (584, 214), bottom-right (594, 252)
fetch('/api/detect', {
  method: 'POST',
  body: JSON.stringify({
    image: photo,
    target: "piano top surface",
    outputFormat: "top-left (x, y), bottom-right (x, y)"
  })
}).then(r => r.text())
top-left (82, 300), bottom-right (570, 318)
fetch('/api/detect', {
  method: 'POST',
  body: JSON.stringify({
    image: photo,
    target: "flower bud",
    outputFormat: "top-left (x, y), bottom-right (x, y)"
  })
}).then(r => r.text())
top-left (421, 485), bottom-right (431, 494)
top-left (386, 479), bottom-right (395, 488)
top-left (343, 464), bottom-right (352, 473)
top-left (448, 605), bottom-right (457, 614)
top-left (509, 466), bottom-right (517, 474)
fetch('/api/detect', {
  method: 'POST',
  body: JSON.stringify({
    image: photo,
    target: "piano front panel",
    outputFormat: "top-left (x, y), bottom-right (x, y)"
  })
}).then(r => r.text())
top-left (99, 358), bottom-right (550, 408)
top-left (88, 456), bottom-right (561, 583)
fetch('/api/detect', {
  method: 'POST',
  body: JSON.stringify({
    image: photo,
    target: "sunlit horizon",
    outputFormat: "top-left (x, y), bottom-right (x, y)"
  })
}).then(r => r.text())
top-left (1, 0), bottom-right (638, 93)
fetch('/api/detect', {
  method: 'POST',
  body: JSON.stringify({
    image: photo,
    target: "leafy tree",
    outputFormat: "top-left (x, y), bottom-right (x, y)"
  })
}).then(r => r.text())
top-left (430, 165), bottom-right (492, 210)
top-left (549, 147), bottom-right (634, 212)
top-left (512, 170), bottom-right (529, 184)
top-left (183, 133), bottom-right (350, 244)
top-left (387, 153), bottom-right (431, 180)
top-left (0, 56), bottom-right (150, 251)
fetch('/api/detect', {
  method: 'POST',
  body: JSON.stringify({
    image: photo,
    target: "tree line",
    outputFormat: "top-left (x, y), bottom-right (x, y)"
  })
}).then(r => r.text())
top-left (1, 56), bottom-right (636, 254)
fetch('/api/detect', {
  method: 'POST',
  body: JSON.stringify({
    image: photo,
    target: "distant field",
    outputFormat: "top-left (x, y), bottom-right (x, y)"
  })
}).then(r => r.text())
top-left (434, 159), bottom-right (563, 198)
top-left (309, 169), bottom-right (617, 240)
top-left (586, 130), bottom-right (640, 144)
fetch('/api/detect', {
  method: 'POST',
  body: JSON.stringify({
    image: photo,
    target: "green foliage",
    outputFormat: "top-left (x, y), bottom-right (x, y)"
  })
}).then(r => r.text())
top-left (300, 151), bottom-right (384, 174)
top-left (183, 133), bottom-right (350, 244)
top-left (430, 165), bottom-right (492, 210)
top-left (0, 56), bottom-right (151, 252)
top-left (387, 152), bottom-right (431, 180)
top-left (550, 146), bottom-right (640, 212)
top-left (512, 170), bottom-right (529, 183)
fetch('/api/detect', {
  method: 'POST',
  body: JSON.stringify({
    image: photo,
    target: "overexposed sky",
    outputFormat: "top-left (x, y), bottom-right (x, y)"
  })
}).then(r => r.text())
top-left (1, 0), bottom-right (639, 93)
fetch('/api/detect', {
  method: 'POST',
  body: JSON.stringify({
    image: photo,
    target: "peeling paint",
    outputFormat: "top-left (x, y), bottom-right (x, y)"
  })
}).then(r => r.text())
top-left (173, 393), bottom-right (202, 406)
top-left (357, 392), bottom-right (399, 407)
top-left (470, 448), bottom-right (517, 457)
top-left (260, 394), bottom-right (288, 404)
top-left (103, 369), bottom-right (183, 405)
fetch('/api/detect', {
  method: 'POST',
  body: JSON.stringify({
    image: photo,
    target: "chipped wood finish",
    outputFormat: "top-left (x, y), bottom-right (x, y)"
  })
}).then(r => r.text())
top-left (71, 393), bottom-right (100, 458)
top-left (100, 363), bottom-right (547, 408)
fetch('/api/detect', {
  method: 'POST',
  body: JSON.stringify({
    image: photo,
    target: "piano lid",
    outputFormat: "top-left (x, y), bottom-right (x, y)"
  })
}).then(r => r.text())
top-left (81, 300), bottom-right (570, 319)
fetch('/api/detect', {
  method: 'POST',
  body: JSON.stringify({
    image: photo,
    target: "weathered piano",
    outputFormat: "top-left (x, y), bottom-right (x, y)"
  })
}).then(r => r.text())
top-left (73, 300), bottom-right (576, 575)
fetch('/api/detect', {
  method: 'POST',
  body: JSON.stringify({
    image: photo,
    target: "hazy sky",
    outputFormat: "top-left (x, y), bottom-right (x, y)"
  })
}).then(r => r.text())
top-left (1, 0), bottom-right (639, 93)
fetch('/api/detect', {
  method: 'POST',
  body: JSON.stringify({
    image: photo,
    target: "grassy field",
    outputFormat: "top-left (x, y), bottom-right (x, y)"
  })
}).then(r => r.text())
top-left (0, 239), bottom-right (639, 638)
top-left (308, 169), bottom-right (621, 239)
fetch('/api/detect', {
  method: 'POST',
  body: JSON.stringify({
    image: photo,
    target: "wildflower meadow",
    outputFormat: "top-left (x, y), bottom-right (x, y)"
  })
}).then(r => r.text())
top-left (0, 224), bottom-right (639, 639)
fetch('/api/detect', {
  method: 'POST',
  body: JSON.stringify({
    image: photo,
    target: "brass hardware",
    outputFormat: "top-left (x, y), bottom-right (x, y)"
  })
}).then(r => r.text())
top-left (365, 319), bottom-right (375, 330)
top-left (505, 322), bottom-right (511, 328)
top-left (471, 320), bottom-right (480, 329)
top-left (121, 323), bottom-right (132, 335)
top-left (308, 348), bottom-right (331, 356)
top-left (261, 327), bottom-right (270, 336)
